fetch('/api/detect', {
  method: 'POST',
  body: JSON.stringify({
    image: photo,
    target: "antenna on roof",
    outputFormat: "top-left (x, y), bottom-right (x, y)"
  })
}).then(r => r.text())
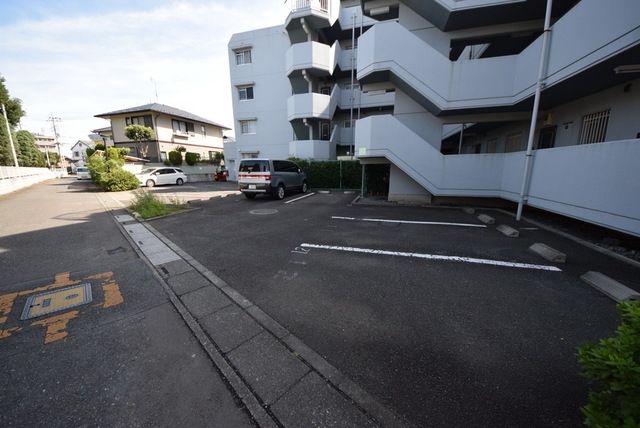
top-left (150, 77), bottom-right (159, 102)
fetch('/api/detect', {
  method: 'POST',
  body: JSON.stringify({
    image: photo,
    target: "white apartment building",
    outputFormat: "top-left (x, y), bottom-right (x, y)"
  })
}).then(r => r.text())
top-left (228, 0), bottom-right (640, 237)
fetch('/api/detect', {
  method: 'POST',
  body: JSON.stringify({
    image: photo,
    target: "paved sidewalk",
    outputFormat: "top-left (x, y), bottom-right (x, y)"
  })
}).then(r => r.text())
top-left (97, 195), bottom-right (407, 428)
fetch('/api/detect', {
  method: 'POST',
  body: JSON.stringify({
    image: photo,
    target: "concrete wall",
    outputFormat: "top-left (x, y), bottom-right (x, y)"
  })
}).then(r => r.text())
top-left (228, 25), bottom-right (293, 160)
top-left (0, 167), bottom-right (64, 196)
top-left (357, 114), bottom-right (640, 236)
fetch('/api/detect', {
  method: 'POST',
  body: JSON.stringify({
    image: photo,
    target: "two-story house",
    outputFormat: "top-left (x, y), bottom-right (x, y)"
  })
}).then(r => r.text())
top-left (70, 140), bottom-right (95, 167)
top-left (95, 103), bottom-right (230, 163)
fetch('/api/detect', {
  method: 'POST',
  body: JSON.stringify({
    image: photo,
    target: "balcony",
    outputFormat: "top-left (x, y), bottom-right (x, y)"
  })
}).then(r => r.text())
top-left (285, 0), bottom-right (339, 30)
top-left (286, 41), bottom-right (340, 76)
top-left (357, 0), bottom-right (640, 114)
top-left (289, 139), bottom-right (336, 160)
top-left (287, 85), bottom-right (339, 121)
top-left (339, 88), bottom-right (395, 110)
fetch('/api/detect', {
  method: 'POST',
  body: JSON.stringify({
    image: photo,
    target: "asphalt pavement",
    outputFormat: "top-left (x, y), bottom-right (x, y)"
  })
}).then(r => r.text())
top-left (149, 189), bottom-right (639, 427)
top-left (0, 178), bottom-right (252, 427)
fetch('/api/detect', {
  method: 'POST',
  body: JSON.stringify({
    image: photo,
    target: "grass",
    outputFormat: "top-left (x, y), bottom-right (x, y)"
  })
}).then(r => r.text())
top-left (130, 190), bottom-right (188, 219)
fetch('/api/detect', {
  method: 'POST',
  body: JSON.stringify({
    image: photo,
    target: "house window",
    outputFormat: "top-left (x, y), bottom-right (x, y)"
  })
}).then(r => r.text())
top-left (505, 132), bottom-right (523, 153)
top-left (160, 151), bottom-right (167, 161)
top-left (125, 115), bottom-right (153, 128)
top-left (172, 119), bottom-right (195, 134)
top-left (235, 49), bottom-right (252, 65)
top-left (201, 125), bottom-right (206, 137)
top-left (74, 151), bottom-right (79, 157)
top-left (578, 109), bottom-right (610, 144)
top-left (239, 120), bottom-right (256, 135)
top-left (537, 126), bottom-right (557, 149)
top-left (238, 86), bottom-right (254, 101)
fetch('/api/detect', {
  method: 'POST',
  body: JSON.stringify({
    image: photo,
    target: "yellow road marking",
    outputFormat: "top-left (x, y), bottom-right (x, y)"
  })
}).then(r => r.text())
top-left (0, 327), bottom-right (20, 339)
top-left (31, 311), bottom-right (79, 344)
top-left (102, 282), bottom-right (124, 308)
top-left (0, 292), bottom-right (18, 324)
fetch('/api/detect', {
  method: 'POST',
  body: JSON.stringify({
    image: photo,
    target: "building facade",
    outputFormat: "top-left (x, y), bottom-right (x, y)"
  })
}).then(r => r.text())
top-left (95, 103), bottom-right (230, 163)
top-left (229, 0), bottom-right (640, 236)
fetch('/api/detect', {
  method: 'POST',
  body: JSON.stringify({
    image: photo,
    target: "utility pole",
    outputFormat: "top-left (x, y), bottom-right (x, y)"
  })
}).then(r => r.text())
top-left (1, 103), bottom-right (20, 171)
top-left (48, 116), bottom-right (62, 170)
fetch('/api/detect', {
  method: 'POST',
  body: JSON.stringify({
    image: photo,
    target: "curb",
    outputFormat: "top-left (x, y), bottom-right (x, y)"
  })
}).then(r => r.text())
top-left (97, 194), bottom-right (408, 427)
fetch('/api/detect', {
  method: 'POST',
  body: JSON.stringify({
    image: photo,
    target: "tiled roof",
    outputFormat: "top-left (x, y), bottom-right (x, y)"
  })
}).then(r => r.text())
top-left (95, 103), bottom-right (231, 130)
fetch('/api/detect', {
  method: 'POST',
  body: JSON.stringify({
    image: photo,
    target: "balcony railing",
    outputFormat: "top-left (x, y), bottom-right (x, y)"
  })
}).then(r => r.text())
top-left (290, 0), bottom-right (329, 13)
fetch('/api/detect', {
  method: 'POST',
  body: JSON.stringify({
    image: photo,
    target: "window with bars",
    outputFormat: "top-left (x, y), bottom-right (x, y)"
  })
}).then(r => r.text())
top-left (578, 109), bottom-right (610, 144)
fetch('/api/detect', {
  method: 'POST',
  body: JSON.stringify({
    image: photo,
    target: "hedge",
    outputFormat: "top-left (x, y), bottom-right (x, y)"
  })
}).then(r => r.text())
top-left (288, 158), bottom-right (361, 189)
top-left (168, 150), bottom-right (182, 166)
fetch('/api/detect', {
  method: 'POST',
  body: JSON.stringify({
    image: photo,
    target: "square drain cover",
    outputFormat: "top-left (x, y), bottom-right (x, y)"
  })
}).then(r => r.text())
top-left (21, 283), bottom-right (92, 320)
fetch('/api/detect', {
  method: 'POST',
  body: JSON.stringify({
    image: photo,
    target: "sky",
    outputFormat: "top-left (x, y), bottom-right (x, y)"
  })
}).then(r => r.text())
top-left (0, 0), bottom-right (285, 153)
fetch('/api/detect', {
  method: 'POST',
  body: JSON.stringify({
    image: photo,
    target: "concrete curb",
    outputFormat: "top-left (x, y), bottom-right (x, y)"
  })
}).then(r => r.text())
top-left (96, 188), bottom-right (410, 427)
top-left (144, 222), bottom-right (410, 427)
top-left (529, 242), bottom-right (567, 263)
top-left (493, 208), bottom-right (640, 270)
top-left (496, 224), bottom-right (519, 238)
top-left (477, 214), bottom-right (495, 224)
top-left (580, 271), bottom-right (640, 302)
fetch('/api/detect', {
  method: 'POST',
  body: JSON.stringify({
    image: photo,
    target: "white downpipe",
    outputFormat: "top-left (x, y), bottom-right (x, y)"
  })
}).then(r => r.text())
top-left (349, 12), bottom-right (356, 158)
top-left (516, 0), bottom-right (553, 221)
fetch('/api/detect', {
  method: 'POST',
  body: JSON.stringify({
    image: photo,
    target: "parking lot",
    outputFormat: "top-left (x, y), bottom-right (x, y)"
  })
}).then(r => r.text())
top-left (150, 190), bottom-right (639, 427)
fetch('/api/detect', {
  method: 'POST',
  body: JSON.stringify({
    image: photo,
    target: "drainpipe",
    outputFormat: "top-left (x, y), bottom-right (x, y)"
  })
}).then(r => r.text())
top-left (303, 118), bottom-right (313, 140)
top-left (300, 18), bottom-right (311, 42)
top-left (349, 12), bottom-right (356, 159)
top-left (516, 0), bottom-right (553, 221)
top-left (302, 70), bottom-right (313, 93)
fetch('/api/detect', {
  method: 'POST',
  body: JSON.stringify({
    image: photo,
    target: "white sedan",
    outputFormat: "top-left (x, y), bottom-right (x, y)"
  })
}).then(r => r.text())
top-left (136, 167), bottom-right (187, 187)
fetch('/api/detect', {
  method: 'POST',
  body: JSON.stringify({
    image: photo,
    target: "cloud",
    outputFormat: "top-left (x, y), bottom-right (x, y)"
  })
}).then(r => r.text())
top-left (0, 0), bottom-right (286, 151)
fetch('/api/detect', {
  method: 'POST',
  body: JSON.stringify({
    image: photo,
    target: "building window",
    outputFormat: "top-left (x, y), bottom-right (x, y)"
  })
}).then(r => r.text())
top-left (172, 119), bottom-right (195, 134)
top-left (201, 125), bottom-right (206, 137)
top-left (74, 151), bottom-right (79, 157)
top-left (125, 115), bottom-right (153, 128)
top-left (238, 86), bottom-right (254, 101)
top-left (343, 119), bottom-right (355, 128)
top-left (235, 49), bottom-right (252, 65)
top-left (505, 132), bottom-right (523, 153)
top-left (537, 126), bottom-right (557, 149)
top-left (578, 109), bottom-right (610, 144)
top-left (160, 151), bottom-right (167, 161)
top-left (239, 120), bottom-right (257, 135)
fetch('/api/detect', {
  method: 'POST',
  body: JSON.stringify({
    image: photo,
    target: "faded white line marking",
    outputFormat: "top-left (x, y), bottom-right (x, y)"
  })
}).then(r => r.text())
top-left (289, 260), bottom-right (307, 265)
top-left (285, 192), bottom-right (316, 204)
top-left (300, 243), bottom-right (562, 272)
top-left (331, 216), bottom-right (486, 228)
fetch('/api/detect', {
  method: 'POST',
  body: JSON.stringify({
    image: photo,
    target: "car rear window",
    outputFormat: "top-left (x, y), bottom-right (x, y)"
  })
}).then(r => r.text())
top-left (239, 160), bottom-right (269, 173)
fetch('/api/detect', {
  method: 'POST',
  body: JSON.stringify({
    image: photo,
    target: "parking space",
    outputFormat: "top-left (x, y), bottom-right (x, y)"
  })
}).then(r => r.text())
top-left (151, 192), bottom-right (639, 427)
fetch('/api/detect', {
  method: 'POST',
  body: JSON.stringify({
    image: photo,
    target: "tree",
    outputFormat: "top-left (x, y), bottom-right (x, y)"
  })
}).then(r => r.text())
top-left (124, 125), bottom-right (155, 159)
top-left (16, 130), bottom-right (45, 167)
top-left (94, 143), bottom-right (105, 151)
top-left (0, 75), bottom-right (25, 166)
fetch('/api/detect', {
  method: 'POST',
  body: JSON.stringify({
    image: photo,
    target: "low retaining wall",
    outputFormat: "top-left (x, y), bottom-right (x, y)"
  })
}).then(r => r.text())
top-left (123, 163), bottom-right (219, 183)
top-left (0, 167), bottom-right (66, 196)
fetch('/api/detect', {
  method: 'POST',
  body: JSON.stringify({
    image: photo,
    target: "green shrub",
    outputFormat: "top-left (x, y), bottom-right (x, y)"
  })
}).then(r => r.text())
top-left (578, 302), bottom-right (640, 427)
top-left (185, 152), bottom-right (198, 166)
top-left (130, 190), bottom-right (168, 219)
top-left (163, 159), bottom-right (171, 166)
top-left (99, 168), bottom-right (139, 192)
top-left (168, 150), bottom-right (182, 166)
top-left (86, 148), bottom-right (96, 158)
top-left (287, 158), bottom-right (361, 189)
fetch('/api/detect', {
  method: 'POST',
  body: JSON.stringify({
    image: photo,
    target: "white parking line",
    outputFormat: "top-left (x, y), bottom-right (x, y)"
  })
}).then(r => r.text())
top-left (331, 216), bottom-right (486, 228)
top-left (300, 243), bottom-right (562, 271)
top-left (284, 192), bottom-right (316, 204)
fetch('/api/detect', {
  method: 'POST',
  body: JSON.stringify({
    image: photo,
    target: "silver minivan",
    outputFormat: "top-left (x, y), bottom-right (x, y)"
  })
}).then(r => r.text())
top-left (238, 159), bottom-right (308, 199)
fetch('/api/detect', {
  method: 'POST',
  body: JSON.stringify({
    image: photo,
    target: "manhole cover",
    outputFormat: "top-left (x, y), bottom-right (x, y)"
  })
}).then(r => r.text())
top-left (249, 209), bottom-right (278, 215)
top-left (21, 283), bottom-right (92, 320)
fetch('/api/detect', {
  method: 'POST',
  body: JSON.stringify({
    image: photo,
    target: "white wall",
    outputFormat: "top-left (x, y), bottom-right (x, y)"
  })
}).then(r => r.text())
top-left (0, 167), bottom-right (63, 196)
top-left (228, 25), bottom-right (293, 160)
